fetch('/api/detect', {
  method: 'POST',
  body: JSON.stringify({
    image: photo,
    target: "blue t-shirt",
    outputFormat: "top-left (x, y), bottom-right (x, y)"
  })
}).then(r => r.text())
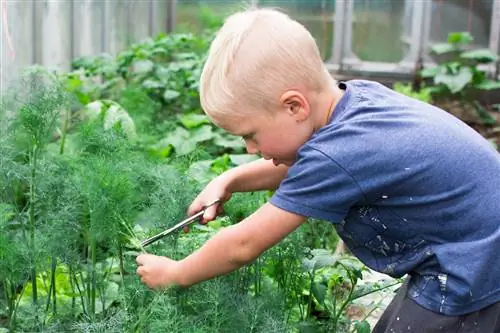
top-left (270, 79), bottom-right (500, 316)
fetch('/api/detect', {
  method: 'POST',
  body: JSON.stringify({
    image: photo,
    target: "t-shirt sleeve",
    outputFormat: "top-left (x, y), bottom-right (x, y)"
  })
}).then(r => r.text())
top-left (269, 145), bottom-right (363, 223)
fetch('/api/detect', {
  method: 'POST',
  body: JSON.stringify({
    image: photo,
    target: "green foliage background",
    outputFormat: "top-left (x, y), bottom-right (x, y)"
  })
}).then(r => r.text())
top-left (0, 11), bottom-right (391, 333)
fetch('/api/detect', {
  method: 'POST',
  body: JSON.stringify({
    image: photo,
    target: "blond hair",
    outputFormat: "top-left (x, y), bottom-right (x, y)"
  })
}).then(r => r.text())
top-left (199, 7), bottom-right (334, 119)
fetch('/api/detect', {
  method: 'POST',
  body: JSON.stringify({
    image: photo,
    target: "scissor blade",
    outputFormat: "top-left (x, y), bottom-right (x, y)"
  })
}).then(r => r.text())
top-left (140, 210), bottom-right (205, 247)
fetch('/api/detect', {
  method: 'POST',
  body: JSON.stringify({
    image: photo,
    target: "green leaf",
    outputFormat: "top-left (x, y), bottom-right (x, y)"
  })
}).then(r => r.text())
top-left (435, 67), bottom-right (473, 93)
top-left (311, 282), bottom-right (327, 306)
top-left (473, 101), bottom-right (497, 125)
top-left (355, 320), bottom-right (371, 333)
top-left (155, 126), bottom-right (215, 156)
top-left (158, 127), bottom-right (196, 156)
top-left (169, 60), bottom-right (199, 71)
top-left (132, 59), bottom-right (154, 74)
top-left (156, 65), bottom-right (170, 81)
top-left (151, 47), bottom-right (168, 55)
top-left (431, 43), bottom-right (455, 55)
top-left (214, 133), bottom-right (245, 149)
top-left (461, 49), bottom-right (499, 64)
top-left (179, 113), bottom-right (210, 129)
top-left (229, 154), bottom-right (260, 165)
top-left (190, 125), bottom-right (216, 142)
top-left (163, 89), bottom-right (180, 101)
top-left (420, 66), bottom-right (441, 78)
top-left (174, 52), bottom-right (198, 60)
top-left (447, 31), bottom-right (473, 45)
top-left (83, 100), bottom-right (137, 140)
top-left (302, 249), bottom-right (339, 271)
top-left (210, 154), bottom-right (233, 174)
top-left (187, 160), bottom-right (218, 185)
top-left (445, 62), bottom-right (461, 75)
top-left (475, 80), bottom-right (500, 91)
top-left (142, 79), bottom-right (164, 90)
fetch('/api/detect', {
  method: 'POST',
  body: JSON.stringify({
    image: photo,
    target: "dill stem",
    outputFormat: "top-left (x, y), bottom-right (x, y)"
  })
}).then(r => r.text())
top-left (118, 244), bottom-right (125, 282)
top-left (59, 108), bottom-right (71, 155)
top-left (69, 264), bottom-right (76, 311)
top-left (51, 257), bottom-right (57, 314)
top-left (44, 258), bottom-right (57, 317)
top-left (91, 232), bottom-right (97, 318)
top-left (3, 281), bottom-right (13, 328)
top-left (28, 144), bottom-right (38, 308)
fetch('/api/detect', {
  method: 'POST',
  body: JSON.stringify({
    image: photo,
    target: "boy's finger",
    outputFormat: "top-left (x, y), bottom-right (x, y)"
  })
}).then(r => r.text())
top-left (187, 202), bottom-right (202, 217)
top-left (202, 205), bottom-right (218, 223)
top-left (136, 254), bottom-right (146, 265)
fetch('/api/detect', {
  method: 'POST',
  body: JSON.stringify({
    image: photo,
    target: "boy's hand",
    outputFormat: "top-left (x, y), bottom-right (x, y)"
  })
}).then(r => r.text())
top-left (136, 203), bottom-right (305, 289)
top-left (185, 158), bottom-right (289, 231)
top-left (186, 176), bottom-right (233, 228)
top-left (136, 253), bottom-right (181, 289)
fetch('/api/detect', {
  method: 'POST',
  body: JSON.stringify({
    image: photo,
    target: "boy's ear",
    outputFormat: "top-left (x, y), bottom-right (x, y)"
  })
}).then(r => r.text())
top-left (280, 90), bottom-right (310, 121)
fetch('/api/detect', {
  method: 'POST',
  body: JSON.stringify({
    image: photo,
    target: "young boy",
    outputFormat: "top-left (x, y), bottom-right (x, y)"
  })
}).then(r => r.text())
top-left (136, 7), bottom-right (500, 332)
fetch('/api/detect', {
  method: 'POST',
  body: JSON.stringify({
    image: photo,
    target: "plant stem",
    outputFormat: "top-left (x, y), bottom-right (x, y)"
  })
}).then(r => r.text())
top-left (306, 271), bottom-right (315, 320)
top-left (332, 266), bottom-right (356, 329)
top-left (74, 271), bottom-right (87, 316)
top-left (51, 257), bottom-right (57, 313)
top-left (3, 281), bottom-right (13, 330)
top-left (69, 264), bottom-right (76, 312)
top-left (44, 257), bottom-right (58, 318)
top-left (119, 243), bottom-right (125, 282)
top-left (28, 144), bottom-right (38, 309)
top-left (59, 108), bottom-right (71, 155)
top-left (91, 232), bottom-right (97, 318)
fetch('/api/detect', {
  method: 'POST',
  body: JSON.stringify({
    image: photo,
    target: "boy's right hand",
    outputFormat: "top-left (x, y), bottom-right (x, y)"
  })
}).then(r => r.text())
top-left (185, 176), bottom-right (233, 231)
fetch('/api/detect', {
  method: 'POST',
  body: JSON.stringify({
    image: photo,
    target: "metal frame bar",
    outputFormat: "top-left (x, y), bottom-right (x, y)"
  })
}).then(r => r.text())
top-left (166, 0), bottom-right (177, 33)
top-left (330, 0), bottom-right (346, 68)
top-left (489, 0), bottom-right (500, 78)
top-left (421, 0), bottom-right (499, 77)
top-left (335, 0), bottom-right (427, 76)
top-left (420, 0), bottom-right (433, 64)
top-left (400, 1), bottom-right (425, 68)
top-left (164, 0), bottom-right (499, 80)
top-left (488, 0), bottom-right (499, 54)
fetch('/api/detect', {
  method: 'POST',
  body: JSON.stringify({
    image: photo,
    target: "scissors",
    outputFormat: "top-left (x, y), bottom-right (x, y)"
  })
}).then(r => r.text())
top-left (139, 198), bottom-right (221, 247)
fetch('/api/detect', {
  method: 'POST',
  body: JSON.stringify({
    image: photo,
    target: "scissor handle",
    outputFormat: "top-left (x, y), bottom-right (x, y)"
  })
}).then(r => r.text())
top-left (140, 198), bottom-right (221, 247)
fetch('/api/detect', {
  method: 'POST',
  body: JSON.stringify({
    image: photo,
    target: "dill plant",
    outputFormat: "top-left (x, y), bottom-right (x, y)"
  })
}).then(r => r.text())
top-left (0, 68), bottom-right (72, 330)
top-left (0, 44), bottom-right (380, 332)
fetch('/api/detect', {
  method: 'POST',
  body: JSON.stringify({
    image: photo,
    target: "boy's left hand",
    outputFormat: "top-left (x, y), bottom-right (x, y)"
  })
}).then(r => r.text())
top-left (136, 253), bottom-right (180, 289)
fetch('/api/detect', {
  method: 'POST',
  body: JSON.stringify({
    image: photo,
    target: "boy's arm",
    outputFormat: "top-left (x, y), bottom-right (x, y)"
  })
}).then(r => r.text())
top-left (187, 158), bottom-right (289, 222)
top-left (222, 158), bottom-right (289, 193)
top-left (136, 203), bottom-right (304, 288)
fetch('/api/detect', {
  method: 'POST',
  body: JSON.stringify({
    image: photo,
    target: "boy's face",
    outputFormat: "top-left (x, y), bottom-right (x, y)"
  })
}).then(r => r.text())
top-left (210, 92), bottom-right (315, 166)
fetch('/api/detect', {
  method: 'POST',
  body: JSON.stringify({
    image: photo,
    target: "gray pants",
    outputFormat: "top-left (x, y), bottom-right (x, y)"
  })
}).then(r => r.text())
top-left (373, 280), bottom-right (500, 333)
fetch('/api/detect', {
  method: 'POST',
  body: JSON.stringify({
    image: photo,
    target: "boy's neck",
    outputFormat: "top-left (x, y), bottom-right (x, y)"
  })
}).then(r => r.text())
top-left (313, 83), bottom-right (344, 131)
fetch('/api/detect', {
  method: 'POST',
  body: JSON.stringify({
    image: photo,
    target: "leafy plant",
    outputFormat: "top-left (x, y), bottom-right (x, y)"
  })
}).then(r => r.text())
top-left (392, 82), bottom-right (433, 103)
top-left (421, 31), bottom-right (500, 124)
top-left (0, 13), bottom-right (387, 332)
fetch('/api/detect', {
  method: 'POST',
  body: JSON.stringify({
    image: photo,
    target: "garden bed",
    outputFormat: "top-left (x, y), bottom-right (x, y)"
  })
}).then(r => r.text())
top-left (0, 27), bottom-right (392, 333)
top-left (0, 18), bottom-right (498, 333)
